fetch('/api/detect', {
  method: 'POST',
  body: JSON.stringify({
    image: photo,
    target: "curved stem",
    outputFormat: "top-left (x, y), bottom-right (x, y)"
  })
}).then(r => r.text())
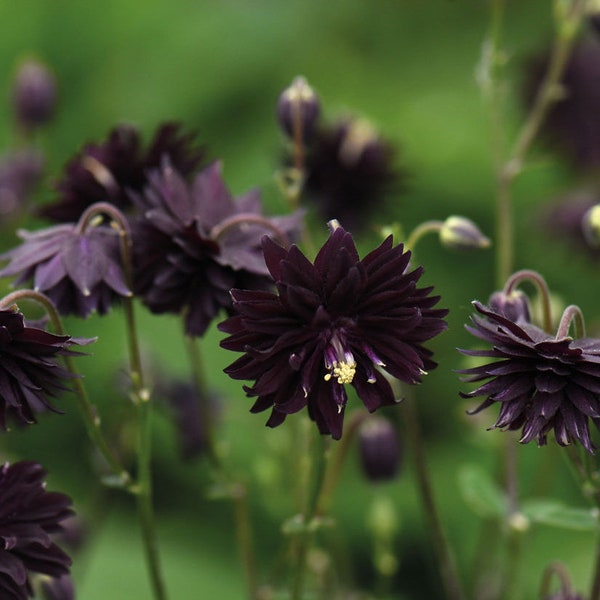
top-left (0, 289), bottom-right (131, 488)
top-left (503, 269), bottom-right (552, 333)
top-left (405, 220), bottom-right (444, 252)
top-left (403, 390), bottom-right (466, 600)
top-left (210, 213), bottom-right (290, 247)
top-left (555, 304), bottom-right (585, 339)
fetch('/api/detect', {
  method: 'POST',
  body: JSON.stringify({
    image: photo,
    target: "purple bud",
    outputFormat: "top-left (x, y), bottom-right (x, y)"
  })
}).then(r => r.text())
top-left (40, 574), bottom-right (75, 600)
top-left (358, 416), bottom-right (401, 483)
top-left (277, 76), bottom-right (320, 143)
top-left (11, 59), bottom-right (57, 130)
top-left (489, 290), bottom-right (531, 323)
top-left (439, 216), bottom-right (491, 251)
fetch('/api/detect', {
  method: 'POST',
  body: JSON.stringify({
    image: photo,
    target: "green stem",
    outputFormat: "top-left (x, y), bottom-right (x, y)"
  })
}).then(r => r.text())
top-left (503, 269), bottom-right (553, 334)
top-left (405, 220), bottom-right (444, 252)
top-left (403, 392), bottom-right (466, 600)
top-left (555, 304), bottom-right (586, 339)
top-left (0, 289), bottom-right (131, 487)
top-left (291, 434), bottom-right (329, 600)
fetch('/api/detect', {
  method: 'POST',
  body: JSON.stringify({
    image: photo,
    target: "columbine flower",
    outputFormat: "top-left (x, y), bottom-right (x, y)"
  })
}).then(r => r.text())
top-left (298, 117), bottom-right (400, 232)
top-left (220, 225), bottom-right (447, 439)
top-left (0, 461), bottom-right (73, 600)
top-left (0, 221), bottom-right (130, 318)
top-left (459, 301), bottom-right (600, 454)
top-left (0, 149), bottom-right (44, 217)
top-left (131, 160), bottom-right (303, 336)
top-left (39, 121), bottom-right (206, 222)
top-left (0, 308), bottom-right (90, 429)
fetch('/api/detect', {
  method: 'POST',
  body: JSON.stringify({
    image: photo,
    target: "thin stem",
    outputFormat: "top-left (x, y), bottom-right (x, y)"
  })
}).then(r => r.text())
top-left (590, 544), bottom-right (600, 600)
top-left (210, 213), bottom-right (290, 247)
top-left (0, 289), bottom-right (131, 487)
top-left (555, 304), bottom-right (586, 339)
top-left (405, 220), bottom-right (444, 252)
top-left (403, 391), bottom-right (466, 600)
top-left (291, 434), bottom-right (329, 600)
top-left (503, 269), bottom-right (552, 334)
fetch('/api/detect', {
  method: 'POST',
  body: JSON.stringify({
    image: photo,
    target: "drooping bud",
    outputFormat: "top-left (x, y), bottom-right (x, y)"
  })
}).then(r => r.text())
top-left (488, 289), bottom-right (531, 323)
top-left (11, 59), bottom-right (57, 131)
top-left (277, 76), bottom-right (320, 143)
top-left (439, 216), bottom-right (491, 251)
top-left (358, 416), bottom-right (401, 482)
top-left (582, 203), bottom-right (600, 248)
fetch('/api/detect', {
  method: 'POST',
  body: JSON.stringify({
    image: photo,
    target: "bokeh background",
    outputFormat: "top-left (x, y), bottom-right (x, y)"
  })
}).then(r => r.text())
top-left (1, 1), bottom-right (598, 598)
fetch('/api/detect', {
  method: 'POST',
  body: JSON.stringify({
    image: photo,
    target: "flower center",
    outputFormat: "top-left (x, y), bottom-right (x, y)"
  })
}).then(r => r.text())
top-left (323, 334), bottom-right (356, 385)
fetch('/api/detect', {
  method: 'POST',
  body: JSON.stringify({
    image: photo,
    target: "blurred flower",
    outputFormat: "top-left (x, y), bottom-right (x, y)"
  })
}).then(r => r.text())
top-left (156, 379), bottom-right (220, 461)
top-left (358, 415), bottom-right (401, 482)
top-left (0, 308), bottom-right (91, 429)
top-left (582, 202), bottom-right (600, 248)
top-left (524, 37), bottom-right (600, 170)
top-left (277, 76), bottom-right (320, 143)
top-left (131, 160), bottom-right (303, 336)
top-left (439, 216), bottom-right (491, 251)
top-left (10, 59), bottom-right (57, 132)
top-left (299, 117), bottom-right (400, 232)
top-left (459, 301), bottom-right (600, 454)
top-left (40, 121), bottom-right (206, 222)
top-left (0, 220), bottom-right (131, 318)
top-left (543, 593), bottom-right (584, 600)
top-left (39, 575), bottom-right (74, 600)
top-left (0, 461), bottom-right (73, 600)
top-left (220, 226), bottom-right (447, 439)
top-left (540, 189), bottom-right (600, 259)
top-left (0, 149), bottom-right (44, 217)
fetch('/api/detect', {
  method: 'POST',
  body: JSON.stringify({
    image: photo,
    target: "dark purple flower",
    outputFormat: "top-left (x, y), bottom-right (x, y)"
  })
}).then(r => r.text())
top-left (0, 461), bottom-right (73, 600)
top-left (0, 308), bottom-right (90, 429)
top-left (220, 226), bottom-right (447, 439)
top-left (131, 160), bottom-right (303, 336)
top-left (11, 59), bottom-right (57, 132)
top-left (358, 415), bottom-right (401, 482)
top-left (277, 76), bottom-right (320, 143)
top-left (40, 121), bottom-right (206, 222)
top-left (298, 117), bottom-right (401, 232)
top-left (524, 38), bottom-right (600, 170)
top-left (0, 222), bottom-right (131, 318)
top-left (459, 301), bottom-right (600, 454)
top-left (0, 149), bottom-right (44, 217)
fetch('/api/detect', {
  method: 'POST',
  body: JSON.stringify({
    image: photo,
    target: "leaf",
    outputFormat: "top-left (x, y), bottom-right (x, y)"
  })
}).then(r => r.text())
top-left (521, 499), bottom-right (600, 532)
top-left (458, 464), bottom-right (506, 519)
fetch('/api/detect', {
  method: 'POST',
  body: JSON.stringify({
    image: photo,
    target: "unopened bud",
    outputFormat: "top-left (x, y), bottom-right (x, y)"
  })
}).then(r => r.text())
top-left (439, 216), bottom-right (491, 251)
top-left (11, 59), bottom-right (57, 131)
top-left (358, 416), bottom-right (401, 482)
top-left (277, 76), bottom-right (320, 143)
top-left (582, 203), bottom-right (600, 248)
top-left (489, 289), bottom-right (531, 323)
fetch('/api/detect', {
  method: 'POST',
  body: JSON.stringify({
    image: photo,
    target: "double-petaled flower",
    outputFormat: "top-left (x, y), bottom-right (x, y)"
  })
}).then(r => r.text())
top-left (220, 226), bottom-right (447, 438)
top-left (459, 301), bottom-right (600, 454)
top-left (0, 461), bottom-right (73, 600)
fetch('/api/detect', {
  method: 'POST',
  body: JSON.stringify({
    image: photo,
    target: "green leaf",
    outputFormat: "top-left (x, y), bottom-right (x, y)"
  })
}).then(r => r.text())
top-left (521, 499), bottom-right (599, 532)
top-left (458, 464), bottom-right (506, 518)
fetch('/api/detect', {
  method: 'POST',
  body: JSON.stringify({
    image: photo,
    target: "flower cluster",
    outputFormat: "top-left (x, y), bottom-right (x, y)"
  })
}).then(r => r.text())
top-left (220, 225), bottom-right (447, 438)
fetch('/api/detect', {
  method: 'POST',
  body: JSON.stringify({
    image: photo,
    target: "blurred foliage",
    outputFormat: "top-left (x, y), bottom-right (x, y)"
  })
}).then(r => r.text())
top-left (0, 0), bottom-right (598, 598)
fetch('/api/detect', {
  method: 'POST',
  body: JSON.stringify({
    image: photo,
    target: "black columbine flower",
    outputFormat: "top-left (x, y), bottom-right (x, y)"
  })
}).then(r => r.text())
top-left (524, 37), bottom-right (600, 170)
top-left (131, 160), bottom-right (303, 337)
top-left (39, 121), bottom-right (206, 222)
top-left (0, 221), bottom-right (130, 318)
top-left (459, 301), bottom-right (600, 454)
top-left (0, 461), bottom-right (73, 600)
top-left (0, 309), bottom-right (89, 429)
top-left (219, 226), bottom-right (447, 439)
top-left (298, 118), bottom-right (400, 232)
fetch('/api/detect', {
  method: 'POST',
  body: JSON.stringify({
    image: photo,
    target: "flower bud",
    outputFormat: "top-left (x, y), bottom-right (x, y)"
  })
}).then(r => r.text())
top-left (0, 149), bottom-right (44, 215)
top-left (488, 289), bottom-right (531, 323)
top-left (277, 76), bottom-right (320, 143)
top-left (11, 59), bottom-right (57, 131)
top-left (358, 416), bottom-right (401, 482)
top-left (40, 575), bottom-right (75, 600)
top-left (582, 203), bottom-right (600, 248)
top-left (439, 216), bottom-right (491, 251)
